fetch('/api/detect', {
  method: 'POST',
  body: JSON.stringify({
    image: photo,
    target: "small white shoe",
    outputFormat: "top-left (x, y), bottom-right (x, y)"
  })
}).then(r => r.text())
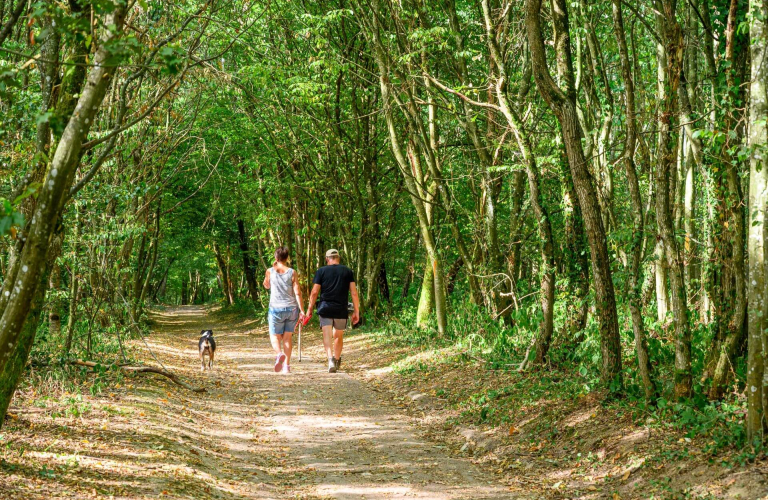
top-left (274, 353), bottom-right (286, 373)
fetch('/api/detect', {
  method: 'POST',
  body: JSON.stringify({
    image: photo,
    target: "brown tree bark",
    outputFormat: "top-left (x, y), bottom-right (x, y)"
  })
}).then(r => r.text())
top-left (213, 241), bottom-right (234, 306)
top-left (237, 219), bottom-right (260, 307)
top-left (525, 0), bottom-right (623, 386)
top-left (613, 0), bottom-right (656, 400)
top-left (655, 0), bottom-right (692, 399)
top-left (0, 5), bottom-right (128, 427)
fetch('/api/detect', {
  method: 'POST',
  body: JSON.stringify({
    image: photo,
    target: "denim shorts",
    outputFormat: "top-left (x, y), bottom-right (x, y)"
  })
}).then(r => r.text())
top-left (268, 307), bottom-right (299, 335)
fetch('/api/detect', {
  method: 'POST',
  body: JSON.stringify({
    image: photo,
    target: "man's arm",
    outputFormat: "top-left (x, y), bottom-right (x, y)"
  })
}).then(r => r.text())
top-left (350, 282), bottom-right (360, 325)
top-left (306, 284), bottom-right (321, 316)
top-left (262, 269), bottom-right (270, 289)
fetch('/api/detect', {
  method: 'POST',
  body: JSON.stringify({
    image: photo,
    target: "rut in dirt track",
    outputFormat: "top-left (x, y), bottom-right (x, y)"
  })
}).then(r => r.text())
top-left (150, 305), bottom-right (514, 500)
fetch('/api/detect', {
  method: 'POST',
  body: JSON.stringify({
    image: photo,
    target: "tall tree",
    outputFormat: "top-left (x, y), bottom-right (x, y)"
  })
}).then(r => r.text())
top-left (525, 0), bottom-right (623, 386)
top-left (747, 0), bottom-right (768, 441)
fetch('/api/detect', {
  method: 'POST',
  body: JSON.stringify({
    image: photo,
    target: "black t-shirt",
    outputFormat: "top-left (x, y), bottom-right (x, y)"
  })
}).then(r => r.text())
top-left (313, 264), bottom-right (355, 319)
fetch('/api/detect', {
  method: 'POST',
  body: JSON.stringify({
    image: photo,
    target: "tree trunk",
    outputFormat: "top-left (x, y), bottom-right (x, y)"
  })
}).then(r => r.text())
top-left (683, 140), bottom-right (698, 298)
top-left (508, 170), bottom-right (527, 285)
top-left (655, 241), bottom-right (670, 322)
top-left (48, 260), bottom-right (62, 338)
top-left (560, 151), bottom-right (590, 343)
top-left (0, 6), bottom-right (128, 428)
top-left (478, 0), bottom-right (554, 366)
top-left (416, 262), bottom-right (435, 329)
top-left (237, 219), bottom-right (260, 307)
top-left (707, 0), bottom-right (749, 400)
top-left (445, 256), bottom-right (464, 296)
top-left (656, 1), bottom-right (692, 399)
top-left (401, 233), bottom-right (419, 299)
top-left (612, 0), bottom-right (656, 399)
top-left (377, 261), bottom-right (391, 302)
top-left (746, 0), bottom-right (768, 441)
top-left (213, 241), bottom-right (234, 305)
top-left (0, 268), bottom-right (49, 424)
top-left (525, 0), bottom-right (623, 386)
top-left (365, 2), bottom-right (448, 334)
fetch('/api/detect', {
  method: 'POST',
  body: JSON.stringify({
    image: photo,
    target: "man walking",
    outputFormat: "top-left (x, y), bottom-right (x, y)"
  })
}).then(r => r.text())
top-left (305, 249), bottom-right (360, 373)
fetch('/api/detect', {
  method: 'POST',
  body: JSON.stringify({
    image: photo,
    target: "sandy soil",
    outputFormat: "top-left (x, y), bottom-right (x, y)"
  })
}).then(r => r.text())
top-left (0, 305), bottom-right (515, 499)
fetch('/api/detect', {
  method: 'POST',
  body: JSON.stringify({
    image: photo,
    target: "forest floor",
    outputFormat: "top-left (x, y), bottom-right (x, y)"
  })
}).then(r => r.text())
top-left (0, 305), bottom-right (509, 499)
top-left (0, 305), bottom-right (766, 499)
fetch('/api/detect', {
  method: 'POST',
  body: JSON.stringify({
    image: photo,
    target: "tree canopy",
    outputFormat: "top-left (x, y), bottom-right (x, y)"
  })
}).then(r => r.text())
top-left (0, 0), bottom-right (767, 442)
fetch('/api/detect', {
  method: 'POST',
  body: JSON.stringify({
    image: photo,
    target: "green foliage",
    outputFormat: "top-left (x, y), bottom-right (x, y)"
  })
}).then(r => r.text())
top-left (0, 0), bottom-right (764, 450)
top-left (0, 198), bottom-right (24, 238)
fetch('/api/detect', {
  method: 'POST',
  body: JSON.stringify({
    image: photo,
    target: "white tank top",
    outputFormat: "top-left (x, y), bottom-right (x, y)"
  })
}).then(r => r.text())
top-left (269, 268), bottom-right (298, 309)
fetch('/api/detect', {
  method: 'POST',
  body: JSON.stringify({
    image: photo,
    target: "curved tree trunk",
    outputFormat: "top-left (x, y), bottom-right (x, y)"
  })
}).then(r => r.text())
top-left (612, 0), bottom-right (656, 400)
top-left (364, 0), bottom-right (448, 334)
top-left (525, 0), bottom-right (623, 386)
top-left (0, 5), bottom-right (128, 428)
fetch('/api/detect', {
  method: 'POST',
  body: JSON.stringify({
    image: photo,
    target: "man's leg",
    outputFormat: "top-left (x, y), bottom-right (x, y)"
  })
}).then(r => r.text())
top-left (333, 328), bottom-right (344, 359)
top-left (319, 317), bottom-right (337, 372)
top-left (332, 318), bottom-right (347, 370)
top-left (321, 324), bottom-right (334, 358)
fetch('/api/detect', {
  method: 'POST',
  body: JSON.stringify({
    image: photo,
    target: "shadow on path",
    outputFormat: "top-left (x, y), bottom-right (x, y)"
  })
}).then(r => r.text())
top-left (1, 305), bottom-right (515, 500)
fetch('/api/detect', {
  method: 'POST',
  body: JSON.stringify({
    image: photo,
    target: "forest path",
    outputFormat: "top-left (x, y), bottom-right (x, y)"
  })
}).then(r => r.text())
top-left (146, 305), bottom-right (512, 500)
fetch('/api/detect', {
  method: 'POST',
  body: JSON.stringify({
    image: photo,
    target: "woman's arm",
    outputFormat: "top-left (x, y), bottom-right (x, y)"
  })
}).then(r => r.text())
top-left (292, 272), bottom-right (304, 314)
top-left (263, 269), bottom-right (271, 289)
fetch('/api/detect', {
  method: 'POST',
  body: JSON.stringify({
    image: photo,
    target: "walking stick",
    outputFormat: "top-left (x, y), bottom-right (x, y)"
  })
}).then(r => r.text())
top-left (297, 319), bottom-right (302, 362)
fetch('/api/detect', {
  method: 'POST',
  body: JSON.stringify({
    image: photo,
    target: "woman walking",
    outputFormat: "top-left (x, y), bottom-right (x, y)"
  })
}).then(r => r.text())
top-left (263, 247), bottom-right (305, 373)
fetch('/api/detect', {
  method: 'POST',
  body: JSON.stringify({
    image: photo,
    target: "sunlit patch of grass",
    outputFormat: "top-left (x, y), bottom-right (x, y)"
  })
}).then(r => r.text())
top-left (389, 346), bottom-right (459, 375)
top-left (50, 394), bottom-right (92, 419)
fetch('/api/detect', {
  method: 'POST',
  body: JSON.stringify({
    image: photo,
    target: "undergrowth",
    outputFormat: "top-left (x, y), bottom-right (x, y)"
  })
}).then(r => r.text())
top-left (360, 294), bottom-right (763, 463)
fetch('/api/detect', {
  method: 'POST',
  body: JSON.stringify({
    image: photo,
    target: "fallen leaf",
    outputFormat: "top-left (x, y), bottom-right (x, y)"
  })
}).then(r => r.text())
top-left (621, 470), bottom-right (631, 481)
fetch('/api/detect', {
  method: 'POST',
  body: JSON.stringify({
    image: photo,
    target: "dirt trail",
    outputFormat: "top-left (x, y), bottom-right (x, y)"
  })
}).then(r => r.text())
top-left (144, 305), bottom-right (512, 499)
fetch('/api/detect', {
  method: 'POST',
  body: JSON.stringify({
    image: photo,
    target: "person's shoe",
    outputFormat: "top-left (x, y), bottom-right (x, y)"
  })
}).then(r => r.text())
top-left (282, 364), bottom-right (291, 374)
top-left (328, 357), bottom-right (337, 373)
top-left (335, 356), bottom-right (342, 372)
top-left (274, 353), bottom-right (286, 373)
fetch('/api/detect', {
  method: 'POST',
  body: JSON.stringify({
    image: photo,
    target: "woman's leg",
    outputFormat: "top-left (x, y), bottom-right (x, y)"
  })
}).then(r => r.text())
top-left (268, 309), bottom-right (282, 355)
top-left (270, 333), bottom-right (283, 355)
top-left (282, 332), bottom-right (293, 364)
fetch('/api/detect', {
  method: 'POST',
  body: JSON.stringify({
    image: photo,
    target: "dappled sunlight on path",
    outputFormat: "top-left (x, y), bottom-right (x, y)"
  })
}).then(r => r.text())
top-left (150, 305), bottom-right (513, 499)
top-left (1, 305), bottom-right (514, 499)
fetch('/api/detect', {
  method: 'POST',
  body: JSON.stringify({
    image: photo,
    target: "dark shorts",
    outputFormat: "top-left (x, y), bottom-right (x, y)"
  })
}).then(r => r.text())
top-left (319, 316), bottom-right (347, 331)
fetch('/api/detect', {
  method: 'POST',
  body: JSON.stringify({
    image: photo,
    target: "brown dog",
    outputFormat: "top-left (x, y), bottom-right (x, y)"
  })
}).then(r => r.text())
top-left (198, 330), bottom-right (216, 371)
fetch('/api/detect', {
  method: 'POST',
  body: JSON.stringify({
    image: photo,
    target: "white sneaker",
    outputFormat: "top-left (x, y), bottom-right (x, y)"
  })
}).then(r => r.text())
top-left (328, 357), bottom-right (337, 373)
top-left (282, 364), bottom-right (291, 374)
top-left (274, 353), bottom-right (286, 373)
